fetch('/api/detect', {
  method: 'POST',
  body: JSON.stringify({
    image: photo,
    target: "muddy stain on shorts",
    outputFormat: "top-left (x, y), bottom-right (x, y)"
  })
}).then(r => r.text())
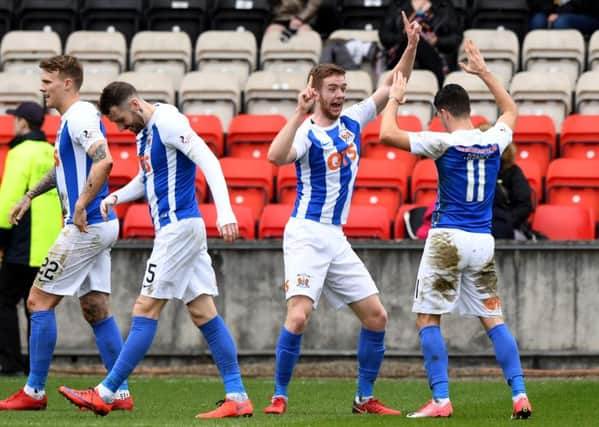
top-left (473, 259), bottom-right (498, 295)
top-left (428, 232), bottom-right (460, 302)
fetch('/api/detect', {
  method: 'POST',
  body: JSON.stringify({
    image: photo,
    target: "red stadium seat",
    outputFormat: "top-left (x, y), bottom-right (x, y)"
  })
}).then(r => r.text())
top-left (226, 114), bottom-right (286, 159)
top-left (187, 114), bottom-right (224, 157)
top-left (122, 203), bottom-right (154, 239)
top-left (545, 158), bottom-right (599, 217)
top-left (220, 158), bottom-right (274, 218)
top-left (196, 167), bottom-right (207, 202)
top-left (515, 158), bottom-right (543, 206)
top-left (513, 115), bottom-right (555, 175)
top-left (110, 144), bottom-right (139, 192)
top-left (41, 115), bottom-right (61, 143)
top-left (361, 114), bottom-right (421, 174)
top-left (428, 114), bottom-right (488, 131)
top-left (101, 116), bottom-right (136, 143)
top-left (532, 204), bottom-right (595, 240)
top-left (394, 203), bottom-right (428, 239)
top-left (411, 158), bottom-right (438, 205)
top-left (0, 115), bottom-right (13, 143)
top-left (113, 202), bottom-right (132, 222)
top-left (560, 115), bottom-right (599, 160)
top-left (276, 163), bottom-right (297, 204)
top-left (258, 203), bottom-right (293, 238)
top-left (353, 158), bottom-right (409, 218)
top-left (344, 205), bottom-right (391, 239)
top-left (199, 203), bottom-right (255, 239)
top-left (0, 145), bottom-right (9, 182)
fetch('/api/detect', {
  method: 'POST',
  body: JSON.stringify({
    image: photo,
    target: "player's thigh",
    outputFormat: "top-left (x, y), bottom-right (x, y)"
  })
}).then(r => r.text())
top-left (282, 219), bottom-right (332, 307)
top-left (35, 220), bottom-right (118, 297)
top-left (325, 240), bottom-right (378, 310)
top-left (412, 229), bottom-right (462, 315)
top-left (141, 218), bottom-right (215, 302)
top-left (456, 232), bottom-right (502, 317)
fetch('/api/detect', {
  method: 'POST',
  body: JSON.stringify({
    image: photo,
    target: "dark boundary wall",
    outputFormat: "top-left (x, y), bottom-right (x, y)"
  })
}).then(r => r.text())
top-left (41, 240), bottom-right (599, 368)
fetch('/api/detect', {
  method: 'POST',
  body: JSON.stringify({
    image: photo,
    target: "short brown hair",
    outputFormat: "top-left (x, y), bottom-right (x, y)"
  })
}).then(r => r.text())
top-left (309, 63), bottom-right (346, 90)
top-left (39, 55), bottom-right (84, 90)
top-left (99, 81), bottom-right (138, 115)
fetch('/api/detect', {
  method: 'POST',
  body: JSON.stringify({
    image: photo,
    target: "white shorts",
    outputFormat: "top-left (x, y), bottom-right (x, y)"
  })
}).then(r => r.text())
top-left (412, 228), bottom-right (502, 317)
top-left (140, 217), bottom-right (217, 304)
top-left (33, 220), bottom-right (119, 297)
top-left (283, 217), bottom-right (378, 310)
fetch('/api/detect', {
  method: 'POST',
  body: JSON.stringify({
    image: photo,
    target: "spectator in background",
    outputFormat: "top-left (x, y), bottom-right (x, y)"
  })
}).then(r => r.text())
top-left (492, 144), bottom-right (533, 240)
top-left (380, 0), bottom-right (462, 86)
top-left (266, 0), bottom-right (322, 40)
top-left (0, 102), bottom-right (61, 376)
top-left (528, 0), bottom-right (599, 35)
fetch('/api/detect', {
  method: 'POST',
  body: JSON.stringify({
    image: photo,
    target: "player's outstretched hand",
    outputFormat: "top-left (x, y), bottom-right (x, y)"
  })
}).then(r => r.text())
top-left (459, 39), bottom-right (489, 76)
top-left (73, 203), bottom-right (88, 233)
top-left (9, 195), bottom-right (31, 225)
top-left (219, 222), bottom-right (239, 243)
top-left (298, 75), bottom-right (316, 114)
top-left (403, 11), bottom-right (421, 49)
top-left (100, 194), bottom-right (117, 222)
top-left (390, 71), bottom-right (408, 104)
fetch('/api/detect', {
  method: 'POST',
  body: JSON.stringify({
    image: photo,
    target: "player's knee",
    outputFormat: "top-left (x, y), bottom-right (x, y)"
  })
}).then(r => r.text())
top-left (363, 306), bottom-right (388, 331)
top-left (80, 292), bottom-right (110, 324)
top-left (285, 310), bottom-right (309, 334)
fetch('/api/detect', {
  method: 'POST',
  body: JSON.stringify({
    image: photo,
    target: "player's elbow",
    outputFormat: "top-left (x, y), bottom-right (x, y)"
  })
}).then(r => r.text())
top-left (267, 150), bottom-right (286, 166)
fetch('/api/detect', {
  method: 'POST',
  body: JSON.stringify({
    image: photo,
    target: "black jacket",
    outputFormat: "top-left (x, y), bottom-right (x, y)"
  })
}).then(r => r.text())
top-left (492, 164), bottom-right (532, 239)
top-left (379, 0), bottom-right (462, 54)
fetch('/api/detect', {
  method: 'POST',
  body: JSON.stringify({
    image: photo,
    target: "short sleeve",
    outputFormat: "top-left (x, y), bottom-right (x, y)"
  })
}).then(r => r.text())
top-left (342, 97), bottom-right (377, 129)
top-left (68, 104), bottom-right (105, 152)
top-left (292, 121), bottom-right (312, 160)
top-left (408, 131), bottom-right (452, 159)
top-left (485, 122), bottom-right (513, 153)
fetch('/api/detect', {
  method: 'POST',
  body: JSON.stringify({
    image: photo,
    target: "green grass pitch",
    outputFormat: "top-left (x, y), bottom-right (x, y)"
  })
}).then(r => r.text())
top-left (0, 376), bottom-right (597, 426)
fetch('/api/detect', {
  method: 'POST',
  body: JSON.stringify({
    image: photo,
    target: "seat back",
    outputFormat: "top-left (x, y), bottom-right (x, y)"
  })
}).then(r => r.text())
top-left (186, 114), bottom-right (224, 157)
top-left (513, 114), bottom-right (556, 174)
top-left (411, 158), bottom-right (438, 204)
top-left (340, 0), bottom-right (390, 30)
top-left (211, 0), bottom-right (271, 45)
top-left (146, 0), bottom-right (208, 43)
top-left (588, 30), bottom-right (599, 70)
top-left (444, 71), bottom-right (502, 122)
top-left (276, 163), bottom-right (297, 204)
top-left (459, 29), bottom-right (519, 84)
top-left (199, 203), bottom-right (256, 239)
top-left (260, 29), bottom-right (321, 74)
top-left (258, 203), bottom-right (293, 238)
top-left (80, 70), bottom-right (113, 107)
top-left (560, 114), bottom-right (599, 160)
top-left (130, 31), bottom-right (192, 88)
top-left (16, 0), bottom-right (78, 43)
top-left (515, 158), bottom-right (542, 206)
top-left (122, 203), bottom-right (154, 239)
top-left (471, 0), bottom-right (529, 40)
top-left (65, 30), bottom-right (127, 78)
top-left (575, 71), bottom-right (599, 115)
top-left (546, 158), bottom-right (599, 216)
top-left (0, 73), bottom-right (42, 111)
top-left (353, 158), bottom-right (408, 218)
top-left (0, 0), bottom-right (11, 41)
top-left (195, 30), bottom-right (257, 86)
top-left (118, 71), bottom-right (175, 105)
top-left (179, 70), bottom-right (241, 130)
top-left (220, 157), bottom-right (274, 218)
top-left (80, 0), bottom-right (143, 43)
top-left (1, 30), bottom-right (62, 75)
top-left (227, 114), bottom-right (286, 159)
top-left (244, 70), bottom-right (305, 117)
top-left (532, 204), bottom-right (595, 240)
top-left (523, 29), bottom-right (584, 87)
top-left (344, 205), bottom-right (390, 239)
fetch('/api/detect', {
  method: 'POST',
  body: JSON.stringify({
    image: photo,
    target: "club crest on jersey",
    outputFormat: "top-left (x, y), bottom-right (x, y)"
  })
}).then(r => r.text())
top-left (295, 273), bottom-right (311, 288)
top-left (339, 128), bottom-right (355, 144)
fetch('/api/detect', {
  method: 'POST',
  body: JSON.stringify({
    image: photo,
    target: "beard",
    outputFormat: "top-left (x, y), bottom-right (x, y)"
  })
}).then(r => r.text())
top-left (319, 98), bottom-right (343, 121)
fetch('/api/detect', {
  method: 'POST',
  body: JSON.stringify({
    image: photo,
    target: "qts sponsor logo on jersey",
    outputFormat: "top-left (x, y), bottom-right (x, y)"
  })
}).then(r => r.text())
top-left (327, 142), bottom-right (357, 171)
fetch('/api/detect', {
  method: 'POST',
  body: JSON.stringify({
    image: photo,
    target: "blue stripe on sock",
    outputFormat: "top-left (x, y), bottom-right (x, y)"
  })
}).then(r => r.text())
top-left (419, 325), bottom-right (449, 399)
top-left (487, 323), bottom-right (526, 397)
top-left (274, 327), bottom-right (302, 398)
top-left (26, 310), bottom-right (57, 391)
top-left (356, 328), bottom-right (385, 398)
top-left (199, 315), bottom-right (245, 394)
top-left (102, 316), bottom-right (157, 393)
top-left (92, 316), bottom-right (128, 391)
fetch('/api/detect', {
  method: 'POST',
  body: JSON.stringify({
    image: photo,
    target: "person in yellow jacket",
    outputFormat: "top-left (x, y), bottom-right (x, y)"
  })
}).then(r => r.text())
top-left (0, 102), bottom-right (61, 376)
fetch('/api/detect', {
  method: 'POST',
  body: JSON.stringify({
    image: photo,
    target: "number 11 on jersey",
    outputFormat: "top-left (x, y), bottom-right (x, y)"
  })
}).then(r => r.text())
top-left (466, 159), bottom-right (486, 202)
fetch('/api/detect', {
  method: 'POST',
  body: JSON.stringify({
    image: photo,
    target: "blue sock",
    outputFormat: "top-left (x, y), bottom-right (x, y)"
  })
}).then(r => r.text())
top-left (199, 315), bottom-right (245, 395)
top-left (356, 328), bottom-right (385, 399)
top-left (92, 316), bottom-right (128, 392)
top-left (273, 327), bottom-right (302, 398)
top-left (26, 311), bottom-right (57, 391)
top-left (101, 316), bottom-right (157, 393)
top-left (488, 324), bottom-right (526, 397)
top-left (419, 325), bottom-right (449, 399)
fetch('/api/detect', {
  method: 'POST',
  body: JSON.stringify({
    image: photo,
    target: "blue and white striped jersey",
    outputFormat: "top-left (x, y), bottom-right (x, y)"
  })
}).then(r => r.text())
top-left (291, 98), bottom-right (376, 225)
top-left (137, 104), bottom-right (200, 231)
top-left (409, 122), bottom-right (512, 233)
top-left (55, 101), bottom-right (114, 225)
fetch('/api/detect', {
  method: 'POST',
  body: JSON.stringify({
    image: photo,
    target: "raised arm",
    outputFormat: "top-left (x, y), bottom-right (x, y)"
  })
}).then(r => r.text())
top-left (371, 11), bottom-right (421, 113)
top-left (9, 168), bottom-right (56, 226)
top-left (460, 38), bottom-right (518, 130)
top-left (380, 71), bottom-right (411, 151)
top-left (267, 75), bottom-right (315, 166)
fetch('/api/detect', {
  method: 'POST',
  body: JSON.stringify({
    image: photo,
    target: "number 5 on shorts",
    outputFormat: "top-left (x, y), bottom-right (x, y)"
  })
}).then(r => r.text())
top-left (144, 262), bottom-right (157, 284)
